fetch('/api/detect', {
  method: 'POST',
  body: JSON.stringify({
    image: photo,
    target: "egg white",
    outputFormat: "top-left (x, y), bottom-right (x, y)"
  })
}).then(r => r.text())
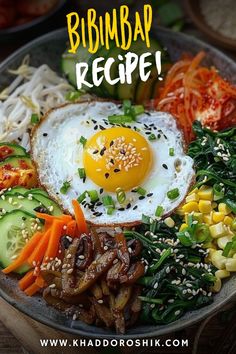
top-left (31, 101), bottom-right (195, 226)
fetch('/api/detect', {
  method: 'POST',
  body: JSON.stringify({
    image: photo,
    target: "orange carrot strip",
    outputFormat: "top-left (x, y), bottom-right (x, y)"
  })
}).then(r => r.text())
top-left (24, 282), bottom-right (40, 296)
top-left (2, 232), bottom-right (43, 274)
top-left (19, 270), bottom-right (36, 291)
top-left (35, 275), bottom-right (46, 288)
top-left (27, 230), bottom-right (51, 266)
top-left (36, 213), bottom-right (72, 223)
top-left (44, 219), bottom-right (64, 261)
top-left (72, 199), bottom-right (88, 235)
top-left (66, 220), bottom-right (77, 237)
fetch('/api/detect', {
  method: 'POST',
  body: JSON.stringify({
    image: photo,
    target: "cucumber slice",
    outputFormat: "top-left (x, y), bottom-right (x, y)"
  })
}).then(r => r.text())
top-left (32, 193), bottom-right (62, 216)
top-left (0, 143), bottom-right (27, 161)
top-left (61, 46), bottom-right (93, 88)
top-left (26, 188), bottom-right (49, 198)
top-left (7, 186), bottom-right (29, 195)
top-left (0, 210), bottom-right (43, 273)
top-left (0, 194), bottom-right (42, 216)
top-left (0, 156), bottom-right (34, 169)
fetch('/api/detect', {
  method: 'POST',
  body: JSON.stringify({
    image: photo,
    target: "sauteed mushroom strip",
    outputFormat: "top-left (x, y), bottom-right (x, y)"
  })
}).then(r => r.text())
top-left (76, 235), bottom-right (93, 271)
top-left (115, 233), bottom-right (130, 275)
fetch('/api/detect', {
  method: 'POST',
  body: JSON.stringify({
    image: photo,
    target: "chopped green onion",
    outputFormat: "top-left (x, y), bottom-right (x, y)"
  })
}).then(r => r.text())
top-left (65, 90), bottom-right (82, 102)
top-left (142, 214), bottom-right (151, 224)
top-left (79, 136), bottom-right (87, 146)
top-left (138, 296), bottom-right (163, 305)
top-left (148, 134), bottom-right (157, 141)
top-left (222, 241), bottom-right (233, 257)
top-left (77, 191), bottom-right (87, 203)
top-left (60, 181), bottom-right (71, 194)
top-left (167, 188), bottom-right (179, 200)
top-left (102, 195), bottom-right (115, 215)
top-left (108, 115), bottom-right (134, 124)
top-left (133, 105), bottom-right (145, 115)
top-left (136, 187), bottom-right (147, 196)
top-left (31, 113), bottom-right (40, 124)
top-left (169, 148), bottom-right (175, 156)
top-left (213, 183), bottom-right (225, 201)
top-left (78, 168), bottom-right (86, 179)
top-left (116, 188), bottom-right (126, 204)
top-left (88, 190), bottom-right (99, 203)
top-left (155, 205), bottom-right (164, 217)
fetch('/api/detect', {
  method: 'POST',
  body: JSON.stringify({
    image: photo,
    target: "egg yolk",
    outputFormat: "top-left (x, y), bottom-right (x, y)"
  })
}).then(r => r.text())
top-left (83, 127), bottom-right (152, 192)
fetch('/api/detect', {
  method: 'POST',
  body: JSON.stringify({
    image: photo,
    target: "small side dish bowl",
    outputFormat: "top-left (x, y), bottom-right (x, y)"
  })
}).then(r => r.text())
top-left (185, 0), bottom-right (236, 51)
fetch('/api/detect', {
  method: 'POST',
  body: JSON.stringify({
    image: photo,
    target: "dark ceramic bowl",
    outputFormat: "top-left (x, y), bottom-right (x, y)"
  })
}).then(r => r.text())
top-left (0, 27), bottom-right (236, 338)
top-left (0, 0), bottom-right (66, 42)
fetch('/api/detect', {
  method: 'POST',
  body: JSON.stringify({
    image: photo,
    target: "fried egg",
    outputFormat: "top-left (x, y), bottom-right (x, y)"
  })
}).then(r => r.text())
top-left (31, 101), bottom-right (194, 226)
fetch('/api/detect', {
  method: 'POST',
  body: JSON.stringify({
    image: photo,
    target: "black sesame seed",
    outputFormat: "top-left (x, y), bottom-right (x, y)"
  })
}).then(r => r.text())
top-left (118, 207), bottom-right (125, 211)
top-left (145, 112), bottom-right (151, 116)
top-left (145, 131), bottom-right (151, 135)
top-left (162, 164), bottom-right (168, 170)
top-left (86, 120), bottom-right (90, 124)
top-left (94, 125), bottom-right (98, 130)
top-left (164, 134), bottom-right (168, 139)
top-left (99, 125), bottom-right (105, 130)
top-left (43, 133), bottom-right (48, 137)
top-left (131, 189), bottom-right (137, 193)
top-left (83, 177), bottom-right (86, 183)
top-left (105, 173), bottom-right (109, 179)
top-left (97, 212), bottom-right (103, 217)
top-left (126, 203), bottom-right (131, 209)
top-left (139, 196), bottom-right (145, 200)
top-left (92, 119), bottom-right (97, 124)
top-left (93, 149), bottom-right (99, 154)
top-left (110, 159), bottom-right (114, 165)
top-left (133, 205), bottom-right (138, 210)
top-left (120, 149), bottom-right (126, 155)
top-left (157, 134), bottom-right (161, 139)
top-left (114, 169), bottom-right (120, 173)
top-left (110, 140), bottom-right (114, 147)
top-left (96, 202), bottom-right (102, 206)
top-left (100, 188), bottom-right (104, 194)
top-left (100, 147), bottom-right (106, 156)
top-left (147, 193), bottom-right (153, 197)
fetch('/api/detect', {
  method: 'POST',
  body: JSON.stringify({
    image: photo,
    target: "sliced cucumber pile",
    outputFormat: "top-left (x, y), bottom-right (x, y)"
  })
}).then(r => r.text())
top-left (61, 37), bottom-right (171, 103)
top-left (0, 143), bottom-right (27, 161)
top-left (0, 210), bottom-right (43, 273)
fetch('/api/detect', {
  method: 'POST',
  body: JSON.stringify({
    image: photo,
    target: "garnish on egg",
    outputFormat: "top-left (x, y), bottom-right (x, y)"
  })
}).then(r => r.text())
top-left (83, 127), bottom-right (153, 192)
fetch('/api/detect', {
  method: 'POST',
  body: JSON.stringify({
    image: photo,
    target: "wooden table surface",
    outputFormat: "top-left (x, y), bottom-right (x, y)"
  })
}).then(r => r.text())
top-left (1, 1), bottom-right (236, 353)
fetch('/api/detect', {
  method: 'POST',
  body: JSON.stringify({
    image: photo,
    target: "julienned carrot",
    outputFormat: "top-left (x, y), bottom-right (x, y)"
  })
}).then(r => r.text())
top-left (24, 282), bottom-right (40, 296)
top-left (19, 270), bottom-right (36, 291)
top-left (27, 230), bottom-right (51, 266)
top-left (72, 199), bottom-right (88, 235)
top-left (44, 219), bottom-right (64, 261)
top-left (35, 275), bottom-right (46, 288)
top-left (67, 220), bottom-right (76, 237)
top-left (36, 212), bottom-right (72, 224)
top-left (2, 232), bottom-right (43, 274)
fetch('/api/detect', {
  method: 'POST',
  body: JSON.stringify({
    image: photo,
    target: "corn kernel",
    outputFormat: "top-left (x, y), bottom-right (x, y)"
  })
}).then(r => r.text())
top-left (215, 269), bottom-right (230, 279)
top-left (225, 258), bottom-right (236, 272)
top-left (211, 250), bottom-right (226, 269)
top-left (198, 187), bottom-right (213, 201)
top-left (182, 202), bottom-right (199, 213)
top-left (164, 217), bottom-right (175, 228)
top-left (189, 187), bottom-right (198, 195)
top-left (209, 222), bottom-right (227, 238)
top-left (186, 193), bottom-right (199, 203)
top-left (218, 203), bottom-right (231, 215)
top-left (212, 202), bottom-right (218, 209)
top-left (179, 223), bottom-right (188, 232)
top-left (193, 212), bottom-right (203, 223)
top-left (176, 208), bottom-right (185, 216)
top-left (224, 215), bottom-right (233, 226)
top-left (212, 278), bottom-right (222, 292)
top-left (212, 211), bottom-right (225, 223)
top-left (203, 213), bottom-right (213, 225)
top-left (217, 235), bottom-right (232, 250)
top-left (199, 200), bottom-right (212, 213)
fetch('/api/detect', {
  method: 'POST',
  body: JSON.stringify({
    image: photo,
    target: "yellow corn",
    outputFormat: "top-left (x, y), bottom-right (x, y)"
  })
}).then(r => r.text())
top-left (212, 278), bottom-right (222, 292)
top-left (186, 193), bottom-right (199, 203)
top-left (179, 223), bottom-right (188, 232)
top-left (176, 208), bottom-right (185, 216)
top-left (199, 200), bottom-right (212, 213)
top-left (164, 217), bottom-right (175, 228)
top-left (203, 214), bottom-right (213, 225)
top-left (224, 215), bottom-right (233, 226)
top-left (218, 203), bottom-right (231, 215)
top-left (225, 258), bottom-right (236, 272)
top-left (182, 202), bottom-right (199, 213)
top-left (210, 250), bottom-right (226, 269)
top-left (212, 202), bottom-right (218, 209)
top-left (193, 212), bottom-right (203, 223)
top-left (212, 211), bottom-right (225, 223)
top-left (198, 187), bottom-right (213, 201)
top-left (189, 187), bottom-right (198, 195)
top-left (217, 235), bottom-right (232, 250)
top-left (215, 269), bottom-right (230, 279)
top-left (209, 222), bottom-right (227, 238)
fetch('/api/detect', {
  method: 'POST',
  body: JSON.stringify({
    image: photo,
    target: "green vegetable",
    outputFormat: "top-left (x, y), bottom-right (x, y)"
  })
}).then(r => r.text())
top-left (177, 214), bottom-right (210, 246)
top-left (135, 187), bottom-right (147, 196)
top-left (148, 134), bottom-right (157, 141)
top-left (78, 168), bottom-right (86, 180)
top-left (65, 90), bottom-right (82, 102)
top-left (60, 181), bottom-right (71, 194)
top-left (88, 190), bottom-right (99, 203)
top-left (116, 188), bottom-right (126, 204)
top-left (169, 148), bottom-right (174, 156)
top-left (79, 136), bottom-right (87, 146)
top-left (167, 188), bottom-right (179, 200)
top-left (139, 296), bottom-right (163, 305)
top-left (77, 191), bottom-right (87, 203)
top-left (108, 115), bottom-right (134, 124)
top-left (102, 195), bottom-right (115, 215)
top-left (30, 113), bottom-right (40, 125)
top-left (155, 205), bottom-right (164, 217)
